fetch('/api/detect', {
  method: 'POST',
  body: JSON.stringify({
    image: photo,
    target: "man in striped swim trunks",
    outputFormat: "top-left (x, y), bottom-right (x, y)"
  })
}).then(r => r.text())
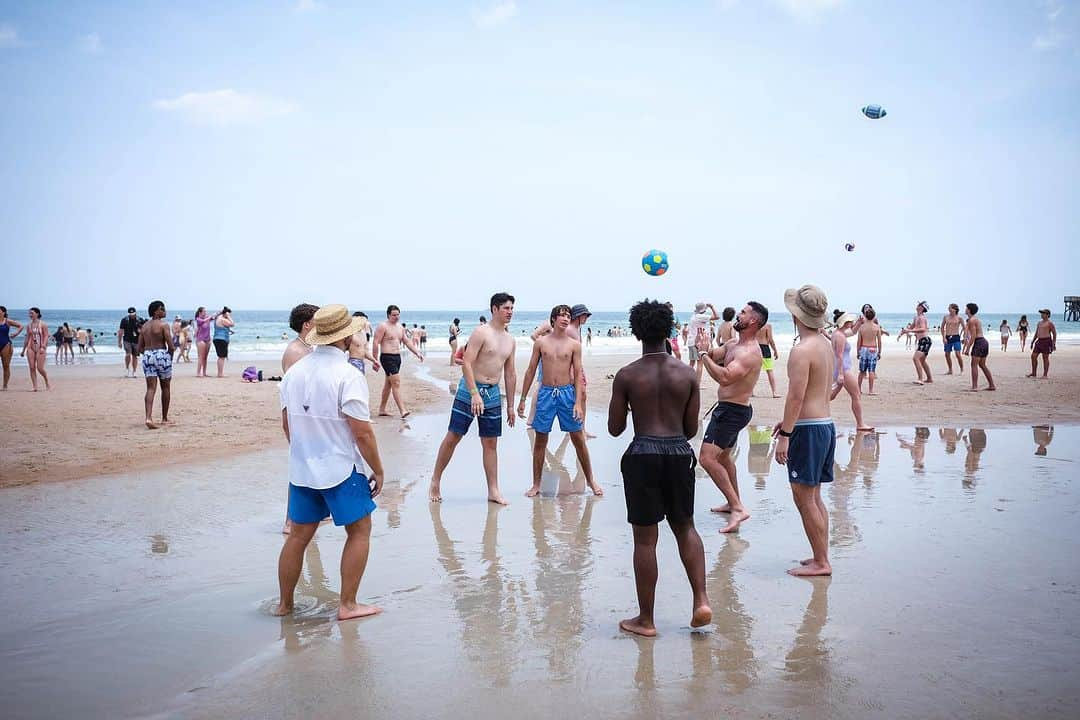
top-left (775, 285), bottom-right (834, 578)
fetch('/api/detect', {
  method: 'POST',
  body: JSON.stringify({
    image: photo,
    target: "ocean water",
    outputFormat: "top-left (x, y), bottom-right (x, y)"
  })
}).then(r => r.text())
top-left (3, 308), bottom-right (1075, 363)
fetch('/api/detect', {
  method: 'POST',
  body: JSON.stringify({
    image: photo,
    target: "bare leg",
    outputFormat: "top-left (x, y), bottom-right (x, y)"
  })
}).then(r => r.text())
top-left (669, 518), bottom-right (711, 627)
top-left (569, 431), bottom-right (601, 495)
top-left (980, 358), bottom-right (996, 390)
top-left (481, 436), bottom-right (507, 505)
top-left (919, 355), bottom-right (933, 383)
top-left (378, 375), bottom-right (392, 415)
top-left (1042, 353), bottom-right (1050, 378)
top-left (273, 521), bottom-right (318, 615)
top-left (160, 377), bottom-right (171, 421)
top-left (788, 483), bottom-right (831, 576)
top-left (912, 352), bottom-right (922, 382)
top-left (216, 355), bottom-right (226, 377)
top-left (27, 349), bottom-right (39, 390)
top-left (338, 514), bottom-right (381, 620)
top-left (969, 359), bottom-right (979, 390)
top-left (36, 351), bottom-right (50, 389)
top-left (144, 377), bottom-right (159, 428)
top-left (526, 431), bottom-right (549, 496)
top-left (701, 444), bottom-right (749, 531)
top-left (2, 344), bottom-right (12, 389)
top-left (844, 371), bottom-right (872, 430)
top-left (428, 431), bottom-right (463, 501)
top-left (620, 524), bottom-right (659, 637)
top-left (767, 370), bottom-right (780, 397)
top-left (857, 370), bottom-right (866, 395)
top-left (1028, 351), bottom-right (1038, 377)
top-left (944, 351), bottom-right (954, 375)
top-left (390, 375), bottom-right (408, 416)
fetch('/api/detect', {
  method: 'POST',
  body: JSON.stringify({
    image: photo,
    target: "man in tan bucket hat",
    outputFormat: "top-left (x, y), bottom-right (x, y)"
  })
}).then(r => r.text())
top-left (275, 304), bottom-right (387, 620)
top-left (774, 285), bottom-right (835, 577)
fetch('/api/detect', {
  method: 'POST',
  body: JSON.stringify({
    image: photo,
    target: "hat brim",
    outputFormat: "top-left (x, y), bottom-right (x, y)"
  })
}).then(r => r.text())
top-left (305, 316), bottom-right (367, 346)
top-left (1039, 309), bottom-right (1052, 315)
top-left (784, 288), bottom-right (827, 329)
top-left (836, 313), bottom-right (858, 328)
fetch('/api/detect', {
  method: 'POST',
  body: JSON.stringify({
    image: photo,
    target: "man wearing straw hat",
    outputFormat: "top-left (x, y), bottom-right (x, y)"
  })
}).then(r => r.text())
top-left (774, 285), bottom-right (835, 577)
top-left (275, 304), bottom-right (386, 621)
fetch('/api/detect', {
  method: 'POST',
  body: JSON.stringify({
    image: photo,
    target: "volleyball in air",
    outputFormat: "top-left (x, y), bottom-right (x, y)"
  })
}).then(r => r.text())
top-left (642, 249), bottom-right (669, 276)
top-left (844, 242), bottom-right (856, 252)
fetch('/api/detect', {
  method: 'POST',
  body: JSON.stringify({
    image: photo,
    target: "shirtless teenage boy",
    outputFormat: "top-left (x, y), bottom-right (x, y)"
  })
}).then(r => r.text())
top-left (608, 299), bottom-right (710, 637)
top-left (962, 303), bottom-right (995, 392)
top-left (373, 304), bottom-right (423, 418)
top-left (696, 302), bottom-right (766, 533)
top-left (775, 285), bottom-right (835, 577)
top-left (518, 305), bottom-right (601, 497)
top-left (756, 321), bottom-right (781, 397)
top-left (856, 307), bottom-right (883, 395)
top-left (941, 304), bottom-right (966, 375)
top-left (1028, 309), bottom-right (1057, 379)
top-left (429, 293), bottom-right (517, 505)
top-left (136, 300), bottom-right (176, 429)
top-left (281, 303), bottom-right (318, 374)
top-left (899, 301), bottom-right (933, 384)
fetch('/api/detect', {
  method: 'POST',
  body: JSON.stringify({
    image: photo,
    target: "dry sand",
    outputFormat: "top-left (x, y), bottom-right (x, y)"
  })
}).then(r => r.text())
top-left (1, 346), bottom-right (1077, 488)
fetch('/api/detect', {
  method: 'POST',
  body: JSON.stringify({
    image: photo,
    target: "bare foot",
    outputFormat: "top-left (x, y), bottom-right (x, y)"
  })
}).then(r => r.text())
top-left (945, 371), bottom-right (953, 375)
top-left (272, 601), bottom-right (293, 616)
top-left (711, 503), bottom-right (732, 514)
top-left (966, 388), bottom-right (979, 392)
top-left (429, 483), bottom-right (442, 502)
top-left (690, 604), bottom-right (713, 628)
top-left (488, 492), bottom-right (510, 506)
top-left (867, 392), bottom-right (877, 396)
top-left (913, 381), bottom-right (925, 386)
top-left (525, 485), bottom-right (541, 498)
top-left (788, 561), bottom-right (832, 577)
top-left (619, 616), bottom-right (657, 637)
top-left (145, 420), bottom-right (158, 430)
top-left (1026, 373), bottom-right (1036, 378)
top-left (719, 509), bottom-right (750, 533)
top-left (799, 557), bottom-right (815, 565)
top-left (377, 412), bottom-right (392, 417)
top-left (588, 481), bottom-right (604, 497)
top-left (985, 386), bottom-right (996, 391)
top-left (401, 411), bottom-right (411, 419)
top-left (338, 603), bottom-right (381, 621)
top-left (856, 426), bottom-right (874, 432)
top-left (160, 419), bottom-right (175, 426)
top-left (772, 393), bottom-right (782, 398)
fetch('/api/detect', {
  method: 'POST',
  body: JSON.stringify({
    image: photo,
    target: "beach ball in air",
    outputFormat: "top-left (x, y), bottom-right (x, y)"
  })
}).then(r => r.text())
top-left (844, 242), bottom-right (856, 252)
top-left (642, 249), bottom-right (669, 276)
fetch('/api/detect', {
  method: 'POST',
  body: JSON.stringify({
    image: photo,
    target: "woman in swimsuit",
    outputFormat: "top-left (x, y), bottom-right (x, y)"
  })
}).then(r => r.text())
top-left (1017, 315), bottom-right (1029, 351)
top-left (448, 318), bottom-right (461, 365)
top-left (999, 320), bottom-right (1012, 352)
top-left (0, 306), bottom-right (24, 390)
top-left (20, 307), bottom-right (50, 391)
top-left (829, 314), bottom-right (872, 432)
top-left (194, 307), bottom-right (215, 377)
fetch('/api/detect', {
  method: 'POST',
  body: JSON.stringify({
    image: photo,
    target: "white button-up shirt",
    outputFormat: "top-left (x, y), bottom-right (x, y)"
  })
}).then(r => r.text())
top-left (279, 344), bottom-right (371, 490)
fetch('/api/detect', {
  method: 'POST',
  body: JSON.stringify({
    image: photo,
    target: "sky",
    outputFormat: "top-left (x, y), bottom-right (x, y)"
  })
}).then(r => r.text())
top-left (1, 0), bottom-right (1078, 313)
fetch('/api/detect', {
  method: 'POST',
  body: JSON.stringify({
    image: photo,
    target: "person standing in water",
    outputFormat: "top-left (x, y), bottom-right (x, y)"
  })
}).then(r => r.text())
top-left (373, 305), bottom-right (424, 418)
top-left (775, 285), bottom-right (835, 577)
top-left (608, 299), bottom-right (711, 637)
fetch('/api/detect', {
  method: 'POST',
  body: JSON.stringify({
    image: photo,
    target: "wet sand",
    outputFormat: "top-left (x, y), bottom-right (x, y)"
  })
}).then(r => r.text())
top-left (2, 345), bottom-right (1077, 488)
top-left (2, 416), bottom-right (1078, 719)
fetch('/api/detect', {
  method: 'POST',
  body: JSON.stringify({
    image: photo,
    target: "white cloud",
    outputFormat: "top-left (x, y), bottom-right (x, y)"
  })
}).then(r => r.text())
top-left (473, 1), bottom-right (518, 28)
top-left (153, 90), bottom-right (296, 126)
top-left (1035, 0), bottom-right (1067, 51)
top-left (774, 0), bottom-right (845, 20)
top-left (0, 23), bottom-right (21, 49)
top-left (295, 0), bottom-right (326, 12)
top-left (1043, 0), bottom-right (1064, 22)
top-left (78, 32), bottom-right (102, 54)
top-left (1034, 29), bottom-right (1064, 50)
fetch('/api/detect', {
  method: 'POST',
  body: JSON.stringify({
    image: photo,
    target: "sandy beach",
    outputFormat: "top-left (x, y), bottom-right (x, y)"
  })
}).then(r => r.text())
top-left (2, 346), bottom-right (1077, 488)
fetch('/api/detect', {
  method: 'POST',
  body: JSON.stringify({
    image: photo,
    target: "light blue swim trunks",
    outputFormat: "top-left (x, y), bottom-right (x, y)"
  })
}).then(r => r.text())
top-left (533, 384), bottom-right (583, 434)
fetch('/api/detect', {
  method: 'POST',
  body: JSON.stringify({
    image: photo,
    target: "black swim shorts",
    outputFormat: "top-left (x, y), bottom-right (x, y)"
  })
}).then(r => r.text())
top-left (381, 352), bottom-right (402, 376)
top-left (759, 343), bottom-right (772, 359)
top-left (213, 339), bottom-right (229, 358)
top-left (702, 402), bottom-right (753, 449)
top-left (971, 337), bottom-right (989, 358)
top-left (917, 337), bottom-right (932, 355)
top-left (621, 435), bottom-right (697, 526)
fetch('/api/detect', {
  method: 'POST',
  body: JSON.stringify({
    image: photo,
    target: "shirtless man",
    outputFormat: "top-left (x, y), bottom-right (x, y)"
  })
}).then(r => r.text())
top-left (695, 302), bottom-right (767, 533)
top-left (527, 303), bottom-right (591, 428)
top-left (518, 305), bottom-right (601, 498)
top-left (136, 300), bottom-right (176, 430)
top-left (941, 304), bottom-right (966, 375)
top-left (281, 303), bottom-right (318, 374)
top-left (608, 299), bottom-right (711, 637)
top-left (429, 293), bottom-right (517, 505)
top-left (962, 303), bottom-right (995, 392)
top-left (774, 285), bottom-right (834, 577)
top-left (1028, 309), bottom-right (1057, 379)
top-left (899, 301), bottom-right (933, 384)
top-left (718, 307), bottom-right (737, 345)
top-left (756, 321), bottom-right (781, 397)
top-left (856, 307), bottom-right (883, 394)
top-left (373, 305), bottom-right (423, 418)
top-left (347, 312), bottom-right (379, 374)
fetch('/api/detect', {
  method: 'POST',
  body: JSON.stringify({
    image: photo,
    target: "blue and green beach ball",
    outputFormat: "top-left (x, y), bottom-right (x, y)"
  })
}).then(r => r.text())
top-left (642, 249), bottom-right (669, 276)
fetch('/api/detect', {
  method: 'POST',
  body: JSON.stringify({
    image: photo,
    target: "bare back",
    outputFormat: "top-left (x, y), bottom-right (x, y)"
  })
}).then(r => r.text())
top-left (611, 356), bottom-right (699, 438)
top-left (966, 316), bottom-right (984, 339)
top-left (281, 338), bottom-right (312, 373)
top-left (789, 333), bottom-right (833, 420)
top-left (138, 318), bottom-right (170, 352)
top-left (857, 322), bottom-right (880, 348)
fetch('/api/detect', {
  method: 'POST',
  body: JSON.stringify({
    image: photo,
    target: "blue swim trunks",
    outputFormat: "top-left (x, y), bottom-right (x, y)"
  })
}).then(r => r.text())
top-left (348, 357), bottom-right (365, 373)
top-left (858, 347), bottom-right (878, 373)
top-left (141, 348), bottom-right (173, 379)
top-left (786, 419), bottom-right (836, 487)
top-left (533, 384), bottom-right (583, 434)
top-left (944, 335), bottom-right (962, 354)
top-left (288, 466), bottom-right (377, 526)
top-left (448, 380), bottom-right (502, 437)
